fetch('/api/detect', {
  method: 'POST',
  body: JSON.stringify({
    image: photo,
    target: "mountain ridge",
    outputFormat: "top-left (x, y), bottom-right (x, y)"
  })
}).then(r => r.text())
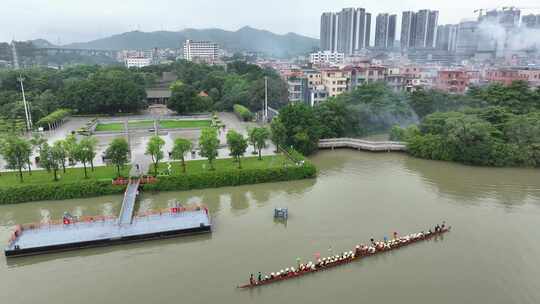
top-left (31, 26), bottom-right (319, 57)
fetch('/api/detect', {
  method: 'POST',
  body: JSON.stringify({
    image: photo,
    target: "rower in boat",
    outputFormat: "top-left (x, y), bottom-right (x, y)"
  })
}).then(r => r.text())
top-left (239, 224), bottom-right (450, 289)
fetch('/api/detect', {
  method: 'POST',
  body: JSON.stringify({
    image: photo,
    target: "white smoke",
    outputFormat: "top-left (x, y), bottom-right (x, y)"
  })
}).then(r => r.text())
top-left (477, 19), bottom-right (540, 53)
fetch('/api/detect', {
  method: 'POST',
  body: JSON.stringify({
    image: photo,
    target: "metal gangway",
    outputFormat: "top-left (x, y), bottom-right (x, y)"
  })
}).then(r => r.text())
top-left (118, 178), bottom-right (141, 225)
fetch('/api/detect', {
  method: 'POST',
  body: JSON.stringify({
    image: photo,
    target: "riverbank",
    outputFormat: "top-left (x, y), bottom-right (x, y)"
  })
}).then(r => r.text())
top-left (0, 154), bottom-right (316, 205)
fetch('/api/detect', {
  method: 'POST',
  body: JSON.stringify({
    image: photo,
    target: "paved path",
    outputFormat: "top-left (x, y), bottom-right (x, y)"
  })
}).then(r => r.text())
top-left (118, 179), bottom-right (140, 225)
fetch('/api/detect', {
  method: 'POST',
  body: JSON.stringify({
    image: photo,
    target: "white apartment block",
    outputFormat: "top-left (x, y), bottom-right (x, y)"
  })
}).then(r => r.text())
top-left (124, 56), bottom-right (152, 68)
top-left (310, 51), bottom-right (345, 65)
top-left (183, 40), bottom-right (220, 63)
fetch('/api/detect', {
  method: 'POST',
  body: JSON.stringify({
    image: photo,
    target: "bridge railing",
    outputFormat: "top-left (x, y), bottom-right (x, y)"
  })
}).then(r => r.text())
top-left (319, 138), bottom-right (406, 146)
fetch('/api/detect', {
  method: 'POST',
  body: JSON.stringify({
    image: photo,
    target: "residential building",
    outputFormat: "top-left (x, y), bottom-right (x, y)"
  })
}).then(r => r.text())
top-left (435, 70), bottom-right (470, 94)
top-left (401, 11), bottom-right (415, 50)
top-left (321, 8), bottom-right (371, 55)
top-left (518, 68), bottom-right (540, 87)
top-left (304, 70), bottom-right (322, 88)
top-left (183, 40), bottom-right (220, 64)
top-left (309, 51), bottom-right (345, 65)
top-left (401, 10), bottom-right (439, 50)
top-left (321, 68), bottom-right (351, 97)
top-left (348, 65), bottom-right (386, 87)
top-left (385, 68), bottom-right (406, 92)
top-left (522, 14), bottom-right (540, 28)
top-left (485, 68), bottom-right (522, 86)
top-left (477, 8), bottom-right (521, 59)
top-left (124, 56), bottom-right (151, 68)
top-left (455, 21), bottom-right (479, 59)
top-left (387, 15), bottom-right (397, 49)
top-left (320, 12), bottom-right (339, 52)
top-left (308, 85), bottom-right (329, 107)
top-left (436, 24), bottom-right (458, 52)
top-left (287, 78), bottom-right (307, 102)
top-left (375, 14), bottom-right (397, 49)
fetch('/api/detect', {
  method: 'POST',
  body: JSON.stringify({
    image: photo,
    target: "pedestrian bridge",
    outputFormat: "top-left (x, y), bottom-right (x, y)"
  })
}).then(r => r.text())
top-left (118, 178), bottom-right (141, 225)
top-left (318, 138), bottom-right (407, 152)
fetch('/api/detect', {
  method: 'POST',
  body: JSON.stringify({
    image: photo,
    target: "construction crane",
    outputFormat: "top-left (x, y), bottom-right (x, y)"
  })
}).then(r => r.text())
top-left (475, 6), bottom-right (540, 18)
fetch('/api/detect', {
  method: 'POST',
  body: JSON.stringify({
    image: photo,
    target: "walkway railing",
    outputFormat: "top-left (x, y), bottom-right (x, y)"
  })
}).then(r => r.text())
top-left (318, 138), bottom-right (407, 152)
top-left (118, 178), bottom-right (141, 225)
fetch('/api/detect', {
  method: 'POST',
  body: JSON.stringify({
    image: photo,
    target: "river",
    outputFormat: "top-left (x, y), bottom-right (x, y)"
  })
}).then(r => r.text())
top-left (1, 150), bottom-right (539, 304)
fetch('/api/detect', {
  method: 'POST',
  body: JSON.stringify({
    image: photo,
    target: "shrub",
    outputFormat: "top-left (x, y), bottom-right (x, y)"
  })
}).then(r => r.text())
top-left (0, 181), bottom-right (125, 205)
top-left (142, 165), bottom-right (316, 192)
top-left (233, 104), bottom-right (254, 122)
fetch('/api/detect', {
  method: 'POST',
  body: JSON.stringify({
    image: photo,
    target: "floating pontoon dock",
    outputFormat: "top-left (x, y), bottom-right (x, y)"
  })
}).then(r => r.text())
top-left (5, 178), bottom-right (211, 257)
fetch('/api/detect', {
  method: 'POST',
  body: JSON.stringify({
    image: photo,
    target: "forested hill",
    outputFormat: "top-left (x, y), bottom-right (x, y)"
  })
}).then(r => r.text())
top-left (54, 26), bottom-right (318, 57)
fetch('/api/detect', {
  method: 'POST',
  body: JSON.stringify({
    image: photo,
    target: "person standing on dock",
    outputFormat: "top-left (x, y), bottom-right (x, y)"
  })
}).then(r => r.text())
top-left (258, 272), bottom-right (262, 283)
top-left (250, 274), bottom-right (255, 285)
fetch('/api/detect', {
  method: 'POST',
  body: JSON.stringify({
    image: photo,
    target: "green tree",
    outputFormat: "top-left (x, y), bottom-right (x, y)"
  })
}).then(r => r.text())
top-left (81, 137), bottom-right (98, 171)
top-left (278, 103), bottom-right (320, 155)
top-left (226, 130), bottom-right (248, 168)
top-left (146, 135), bottom-right (165, 176)
top-left (270, 117), bottom-right (287, 153)
top-left (199, 127), bottom-right (220, 170)
top-left (63, 134), bottom-right (78, 166)
top-left (104, 137), bottom-right (130, 177)
top-left (0, 135), bottom-right (32, 182)
top-left (252, 127), bottom-right (270, 160)
top-left (313, 99), bottom-right (353, 138)
top-left (167, 81), bottom-right (198, 114)
top-left (39, 142), bottom-right (64, 181)
top-left (171, 138), bottom-right (192, 173)
top-left (74, 137), bottom-right (96, 178)
top-left (53, 140), bottom-right (67, 173)
top-left (28, 133), bottom-right (47, 175)
top-left (247, 128), bottom-right (258, 154)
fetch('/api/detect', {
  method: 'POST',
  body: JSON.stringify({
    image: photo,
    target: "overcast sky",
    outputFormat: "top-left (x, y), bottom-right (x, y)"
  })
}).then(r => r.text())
top-left (2, 0), bottom-right (540, 44)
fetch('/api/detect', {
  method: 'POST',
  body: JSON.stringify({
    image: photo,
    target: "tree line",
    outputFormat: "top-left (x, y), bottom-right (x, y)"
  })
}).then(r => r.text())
top-left (0, 60), bottom-right (288, 132)
top-left (0, 133), bottom-right (103, 182)
top-left (0, 124), bottom-right (273, 183)
top-left (391, 80), bottom-right (540, 167)
top-left (157, 60), bottom-right (288, 114)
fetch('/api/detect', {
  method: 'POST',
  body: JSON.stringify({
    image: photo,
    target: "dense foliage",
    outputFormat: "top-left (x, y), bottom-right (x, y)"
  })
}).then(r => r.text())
top-left (233, 104), bottom-right (254, 121)
top-left (393, 81), bottom-right (540, 167)
top-left (274, 103), bottom-right (321, 155)
top-left (0, 60), bottom-right (287, 128)
top-left (157, 60), bottom-right (287, 114)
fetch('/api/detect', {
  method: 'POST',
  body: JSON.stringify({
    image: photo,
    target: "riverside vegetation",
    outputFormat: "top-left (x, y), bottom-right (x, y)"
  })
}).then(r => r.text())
top-left (0, 126), bottom-right (315, 204)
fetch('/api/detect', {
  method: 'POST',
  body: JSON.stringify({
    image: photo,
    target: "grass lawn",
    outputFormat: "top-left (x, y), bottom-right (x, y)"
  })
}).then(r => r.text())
top-left (0, 165), bottom-right (130, 188)
top-left (153, 155), bottom-right (294, 175)
top-left (95, 120), bottom-right (212, 132)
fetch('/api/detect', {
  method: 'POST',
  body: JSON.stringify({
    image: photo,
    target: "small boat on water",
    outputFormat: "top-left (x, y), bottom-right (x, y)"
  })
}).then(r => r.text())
top-left (237, 224), bottom-right (450, 289)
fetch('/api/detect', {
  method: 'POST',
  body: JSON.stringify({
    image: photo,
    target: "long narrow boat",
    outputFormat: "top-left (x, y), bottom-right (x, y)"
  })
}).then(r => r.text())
top-left (237, 226), bottom-right (450, 289)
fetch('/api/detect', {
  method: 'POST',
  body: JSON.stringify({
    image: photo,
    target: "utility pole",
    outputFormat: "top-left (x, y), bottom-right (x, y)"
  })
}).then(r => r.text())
top-left (17, 76), bottom-right (32, 131)
top-left (264, 76), bottom-right (268, 123)
top-left (125, 119), bottom-right (131, 161)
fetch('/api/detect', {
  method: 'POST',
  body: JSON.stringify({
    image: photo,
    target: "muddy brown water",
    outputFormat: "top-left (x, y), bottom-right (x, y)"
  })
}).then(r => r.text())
top-left (1, 150), bottom-right (539, 304)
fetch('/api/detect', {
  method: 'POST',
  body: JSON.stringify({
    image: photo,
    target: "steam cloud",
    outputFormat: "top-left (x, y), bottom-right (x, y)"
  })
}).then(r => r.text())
top-left (477, 19), bottom-right (540, 52)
